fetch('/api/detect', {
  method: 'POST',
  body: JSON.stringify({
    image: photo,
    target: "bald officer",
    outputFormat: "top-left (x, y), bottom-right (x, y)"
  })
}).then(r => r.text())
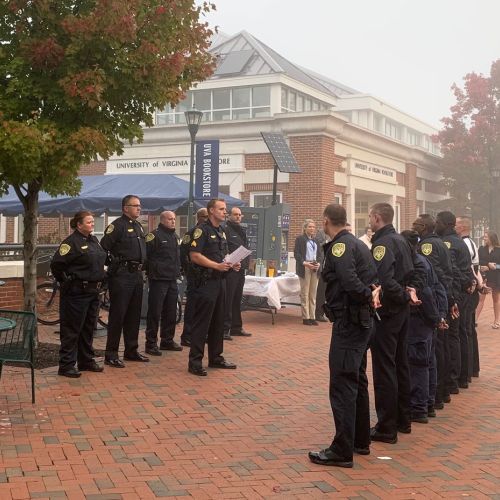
top-left (144, 211), bottom-right (182, 356)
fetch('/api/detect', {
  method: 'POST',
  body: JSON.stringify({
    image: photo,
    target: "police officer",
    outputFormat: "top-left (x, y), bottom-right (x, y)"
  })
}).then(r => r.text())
top-left (188, 198), bottom-right (238, 376)
top-left (144, 211), bottom-right (182, 356)
top-left (179, 207), bottom-right (208, 347)
top-left (456, 216), bottom-right (484, 380)
top-left (368, 203), bottom-right (420, 444)
top-left (412, 214), bottom-right (453, 412)
top-left (101, 195), bottom-right (149, 367)
top-left (435, 211), bottom-right (475, 395)
top-left (51, 211), bottom-right (107, 377)
top-left (309, 204), bottom-right (380, 468)
top-left (401, 230), bottom-right (443, 424)
top-left (223, 207), bottom-right (252, 340)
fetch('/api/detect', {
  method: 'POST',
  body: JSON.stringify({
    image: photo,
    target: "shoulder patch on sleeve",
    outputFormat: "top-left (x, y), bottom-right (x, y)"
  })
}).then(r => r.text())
top-left (193, 228), bottom-right (203, 240)
top-left (373, 245), bottom-right (386, 261)
top-left (145, 232), bottom-right (155, 243)
top-left (331, 242), bottom-right (346, 257)
top-left (105, 224), bottom-right (114, 234)
top-left (444, 241), bottom-right (451, 249)
top-left (421, 243), bottom-right (432, 256)
top-left (182, 234), bottom-right (191, 244)
top-left (59, 243), bottom-right (71, 256)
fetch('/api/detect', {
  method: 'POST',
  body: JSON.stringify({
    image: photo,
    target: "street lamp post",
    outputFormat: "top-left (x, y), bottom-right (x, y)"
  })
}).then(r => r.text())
top-left (185, 109), bottom-right (204, 229)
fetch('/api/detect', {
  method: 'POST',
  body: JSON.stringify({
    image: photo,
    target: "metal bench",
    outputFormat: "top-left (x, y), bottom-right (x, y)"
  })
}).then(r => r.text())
top-left (0, 309), bottom-right (36, 404)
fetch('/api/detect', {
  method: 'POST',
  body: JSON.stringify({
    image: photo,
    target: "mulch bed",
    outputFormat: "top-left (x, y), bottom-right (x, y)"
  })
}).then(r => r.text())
top-left (7, 343), bottom-right (105, 370)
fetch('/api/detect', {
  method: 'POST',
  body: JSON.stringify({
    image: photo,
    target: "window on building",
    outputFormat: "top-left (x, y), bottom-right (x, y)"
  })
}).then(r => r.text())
top-left (334, 193), bottom-right (342, 205)
top-left (373, 112), bottom-right (384, 132)
top-left (385, 120), bottom-right (401, 140)
top-left (0, 215), bottom-right (5, 243)
top-left (280, 85), bottom-right (329, 114)
top-left (156, 86), bottom-right (271, 124)
top-left (93, 216), bottom-right (105, 241)
top-left (251, 192), bottom-right (282, 208)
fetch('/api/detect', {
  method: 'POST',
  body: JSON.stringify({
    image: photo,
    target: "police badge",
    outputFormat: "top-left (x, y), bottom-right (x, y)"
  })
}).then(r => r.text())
top-left (373, 245), bottom-right (386, 261)
top-left (421, 243), bottom-right (432, 256)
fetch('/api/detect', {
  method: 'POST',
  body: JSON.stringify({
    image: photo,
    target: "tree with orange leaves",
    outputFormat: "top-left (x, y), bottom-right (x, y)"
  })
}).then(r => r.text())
top-left (0, 0), bottom-right (216, 311)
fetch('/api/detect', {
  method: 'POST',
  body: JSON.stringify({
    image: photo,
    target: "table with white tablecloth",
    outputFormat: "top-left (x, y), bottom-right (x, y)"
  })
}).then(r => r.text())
top-left (242, 274), bottom-right (301, 323)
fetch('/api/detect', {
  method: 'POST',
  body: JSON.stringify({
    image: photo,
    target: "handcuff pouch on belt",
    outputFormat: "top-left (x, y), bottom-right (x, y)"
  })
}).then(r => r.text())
top-left (322, 302), bottom-right (372, 328)
top-left (191, 265), bottom-right (212, 287)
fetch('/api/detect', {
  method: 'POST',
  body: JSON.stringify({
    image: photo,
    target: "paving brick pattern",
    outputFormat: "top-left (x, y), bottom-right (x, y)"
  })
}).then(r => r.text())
top-left (1, 304), bottom-right (499, 499)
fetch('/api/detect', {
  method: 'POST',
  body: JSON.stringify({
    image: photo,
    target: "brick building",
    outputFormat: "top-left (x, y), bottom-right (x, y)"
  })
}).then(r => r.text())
top-left (0, 30), bottom-right (445, 247)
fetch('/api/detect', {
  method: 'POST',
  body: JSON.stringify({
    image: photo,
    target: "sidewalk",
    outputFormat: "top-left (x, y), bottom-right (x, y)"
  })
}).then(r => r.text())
top-left (1, 304), bottom-right (499, 499)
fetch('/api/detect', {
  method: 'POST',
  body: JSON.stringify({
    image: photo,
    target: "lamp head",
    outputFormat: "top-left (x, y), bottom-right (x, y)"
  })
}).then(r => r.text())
top-left (184, 109), bottom-right (203, 139)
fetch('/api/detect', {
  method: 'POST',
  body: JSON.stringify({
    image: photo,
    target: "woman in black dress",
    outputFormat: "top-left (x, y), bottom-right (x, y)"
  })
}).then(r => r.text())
top-left (477, 231), bottom-right (500, 328)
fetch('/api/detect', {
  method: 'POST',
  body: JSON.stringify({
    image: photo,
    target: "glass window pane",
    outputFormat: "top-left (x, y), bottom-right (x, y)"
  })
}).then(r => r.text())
top-left (288, 91), bottom-right (296, 111)
top-left (312, 100), bottom-right (319, 111)
top-left (213, 88), bottom-right (230, 109)
top-left (232, 87), bottom-right (250, 108)
top-left (252, 107), bottom-right (270, 118)
top-left (232, 108), bottom-right (251, 120)
top-left (252, 86), bottom-right (270, 107)
top-left (176, 92), bottom-right (192, 112)
top-left (304, 98), bottom-right (311, 111)
top-left (193, 90), bottom-right (211, 110)
top-left (296, 95), bottom-right (303, 112)
top-left (281, 87), bottom-right (287, 108)
top-left (213, 110), bottom-right (231, 121)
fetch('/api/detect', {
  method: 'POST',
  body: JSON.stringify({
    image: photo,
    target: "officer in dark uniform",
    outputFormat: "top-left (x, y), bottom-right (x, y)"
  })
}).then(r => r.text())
top-left (100, 195), bottom-right (149, 367)
top-left (309, 204), bottom-right (380, 468)
top-left (144, 211), bottom-right (182, 356)
top-left (435, 211), bottom-right (475, 395)
top-left (51, 211), bottom-right (107, 377)
top-left (368, 202), bottom-right (420, 444)
top-left (412, 214), bottom-right (454, 411)
top-left (223, 206), bottom-right (252, 340)
top-left (188, 198), bottom-right (238, 376)
top-left (179, 207), bottom-right (208, 347)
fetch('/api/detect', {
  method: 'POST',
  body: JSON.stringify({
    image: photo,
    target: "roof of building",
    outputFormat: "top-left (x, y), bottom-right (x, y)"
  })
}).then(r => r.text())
top-left (209, 30), bottom-right (359, 98)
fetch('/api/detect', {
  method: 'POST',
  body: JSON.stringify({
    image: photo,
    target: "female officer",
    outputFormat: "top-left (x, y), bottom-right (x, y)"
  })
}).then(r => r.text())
top-left (51, 211), bottom-right (107, 377)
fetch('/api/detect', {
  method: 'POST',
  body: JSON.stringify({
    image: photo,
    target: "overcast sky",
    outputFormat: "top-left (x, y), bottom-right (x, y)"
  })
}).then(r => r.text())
top-left (204, 0), bottom-right (500, 128)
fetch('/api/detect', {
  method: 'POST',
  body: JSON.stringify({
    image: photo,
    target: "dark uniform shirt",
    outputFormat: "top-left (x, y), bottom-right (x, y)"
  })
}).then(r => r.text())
top-left (224, 220), bottom-right (249, 270)
top-left (51, 230), bottom-right (107, 283)
top-left (371, 224), bottom-right (414, 312)
top-left (322, 230), bottom-right (378, 310)
top-left (145, 224), bottom-right (180, 280)
top-left (189, 220), bottom-right (228, 267)
top-left (100, 214), bottom-right (146, 264)
top-left (417, 232), bottom-right (454, 305)
top-left (440, 229), bottom-right (474, 293)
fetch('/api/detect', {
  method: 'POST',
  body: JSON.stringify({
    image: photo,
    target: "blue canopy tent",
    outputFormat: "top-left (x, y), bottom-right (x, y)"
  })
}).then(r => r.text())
top-left (0, 174), bottom-right (244, 216)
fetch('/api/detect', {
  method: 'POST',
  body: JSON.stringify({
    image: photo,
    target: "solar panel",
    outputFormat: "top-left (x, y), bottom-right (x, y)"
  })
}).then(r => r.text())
top-left (261, 132), bottom-right (302, 173)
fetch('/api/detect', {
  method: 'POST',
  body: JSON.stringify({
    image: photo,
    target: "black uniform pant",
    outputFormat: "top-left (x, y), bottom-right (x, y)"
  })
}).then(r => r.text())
top-left (189, 278), bottom-right (225, 369)
top-left (145, 279), bottom-right (178, 348)
top-left (470, 291), bottom-right (480, 375)
top-left (407, 314), bottom-right (434, 417)
top-left (59, 288), bottom-right (99, 370)
top-left (315, 274), bottom-right (327, 320)
top-left (447, 301), bottom-right (462, 392)
top-left (328, 318), bottom-right (372, 460)
top-left (370, 305), bottom-right (411, 436)
top-left (224, 269), bottom-right (245, 335)
top-left (181, 277), bottom-right (194, 343)
top-left (435, 328), bottom-right (448, 404)
top-left (105, 269), bottom-right (143, 359)
top-left (428, 328), bottom-right (438, 407)
top-left (459, 293), bottom-right (473, 385)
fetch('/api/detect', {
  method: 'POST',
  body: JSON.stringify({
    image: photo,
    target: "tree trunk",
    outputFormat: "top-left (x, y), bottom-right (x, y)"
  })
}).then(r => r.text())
top-left (14, 182), bottom-right (40, 312)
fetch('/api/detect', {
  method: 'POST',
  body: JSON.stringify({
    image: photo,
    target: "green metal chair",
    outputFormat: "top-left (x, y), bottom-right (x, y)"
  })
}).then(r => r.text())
top-left (0, 309), bottom-right (36, 404)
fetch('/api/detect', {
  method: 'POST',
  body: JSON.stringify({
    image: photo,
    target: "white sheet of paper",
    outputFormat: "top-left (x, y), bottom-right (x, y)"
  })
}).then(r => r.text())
top-left (225, 245), bottom-right (252, 265)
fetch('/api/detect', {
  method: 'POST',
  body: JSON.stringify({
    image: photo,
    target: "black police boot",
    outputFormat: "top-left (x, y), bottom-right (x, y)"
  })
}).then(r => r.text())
top-left (308, 448), bottom-right (353, 468)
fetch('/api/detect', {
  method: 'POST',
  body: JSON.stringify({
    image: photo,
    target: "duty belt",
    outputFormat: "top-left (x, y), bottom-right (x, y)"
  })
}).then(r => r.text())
top-left (72, 280), bottom-right (102, 290)
top-left (119, 261), bottom-right (143, 272)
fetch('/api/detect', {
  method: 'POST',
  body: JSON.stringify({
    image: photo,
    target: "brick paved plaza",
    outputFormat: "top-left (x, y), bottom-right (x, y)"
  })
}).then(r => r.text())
top-left (1, 304), bottom-right (499, 499)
